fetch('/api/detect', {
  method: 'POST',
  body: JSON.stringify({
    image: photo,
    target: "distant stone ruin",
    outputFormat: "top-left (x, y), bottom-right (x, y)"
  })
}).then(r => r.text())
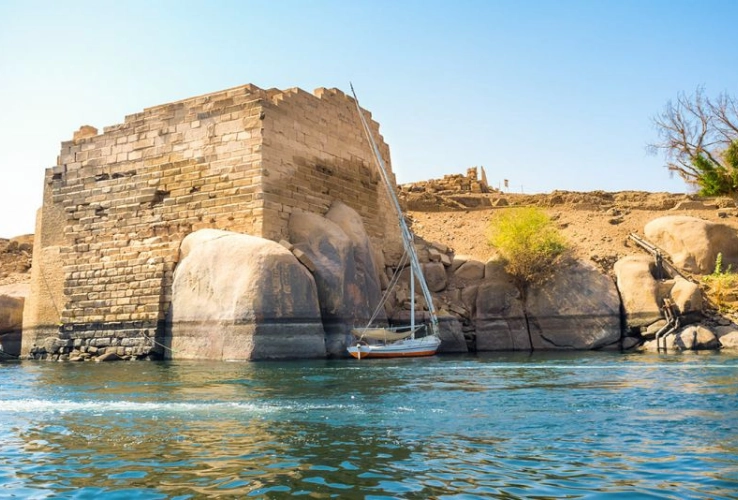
top-left (23, 84), bottom-right (400, 360)
top-left (399, 167), bottom-right (497, 211)
top-left (401, 166), bottom-right (490, 194)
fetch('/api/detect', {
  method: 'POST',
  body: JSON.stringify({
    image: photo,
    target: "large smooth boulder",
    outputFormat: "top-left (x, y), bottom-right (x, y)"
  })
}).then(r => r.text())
top-left (526, 260), bottom-right (621, 349)
top-left (0, 285), bottom-right (26, 333)
top-left (169, 229), bottom-right (326, 360)
top-left (716, 325), bottom-right (738, 350)
top-left (0, 284), bottom-right (27, 358)
top-left (642, 324), bottom-right (722, 351)
top-left (290, 205), bottom-right (384, 356)
top-left (675, 325), bottom-right (721, 350)
top-left (423, 262), bottom-right (448, 292)
top-left (644, 216), bottom-right (738, 274)
top-left (614, 254), bottom-right (705, 331)
top-left (614, 255), bottom-right (662, 328)
top-left (668, 276), bottom-right (703, 318)
top-left (454, 259), bottom-right (485, 282)
top-left (325, 200), bottom-right (385, 315)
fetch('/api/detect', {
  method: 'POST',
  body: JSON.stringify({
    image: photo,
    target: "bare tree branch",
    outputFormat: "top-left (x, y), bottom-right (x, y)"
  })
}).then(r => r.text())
top-left (649, 88), bottom-right (737, 189)
top-left (711, 92), bottom-right (738, 139)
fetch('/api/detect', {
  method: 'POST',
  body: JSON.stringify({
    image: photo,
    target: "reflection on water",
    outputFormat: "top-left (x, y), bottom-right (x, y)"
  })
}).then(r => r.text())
top-left (1, 352), bottom-right (737, 498)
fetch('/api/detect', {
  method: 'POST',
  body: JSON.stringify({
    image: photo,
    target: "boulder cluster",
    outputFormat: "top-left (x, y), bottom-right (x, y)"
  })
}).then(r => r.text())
top-left (165, 204), bottom-right (738, 360)
top-left (615, 216), bottom-right (738, 351)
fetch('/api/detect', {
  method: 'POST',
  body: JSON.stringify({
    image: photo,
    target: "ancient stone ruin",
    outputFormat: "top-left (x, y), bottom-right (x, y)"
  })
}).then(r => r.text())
top-left (22, 84), bottom-right (401, 360)
top-left (401, 166), bottom-right (490, 194)
top-left (399, 167), bottom-right (498, 211)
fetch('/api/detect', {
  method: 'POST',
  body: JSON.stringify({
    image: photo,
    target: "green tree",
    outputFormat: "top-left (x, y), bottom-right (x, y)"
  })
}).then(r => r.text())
top-left (488, 207), bottom-right (568, 297)
top-left (692, 140), bottom-right (738, 196)
top-left (650, 88), bottom-right (738, 199)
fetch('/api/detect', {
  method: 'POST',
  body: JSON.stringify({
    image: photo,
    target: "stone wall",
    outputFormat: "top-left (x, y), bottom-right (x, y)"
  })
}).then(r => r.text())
top-left (23, 84), bottom-right (399, 359)
top-left (260, 87), bottom-right (393, 242)
top-left (401, 166), bottom-right (490, 194)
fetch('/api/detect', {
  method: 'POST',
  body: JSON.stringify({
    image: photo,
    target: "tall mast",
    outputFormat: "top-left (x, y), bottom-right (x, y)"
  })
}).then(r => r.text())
top-left (350, 84), bottom-right (439, 338)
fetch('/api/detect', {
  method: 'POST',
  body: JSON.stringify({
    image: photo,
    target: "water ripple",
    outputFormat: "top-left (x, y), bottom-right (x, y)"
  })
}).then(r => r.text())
top-left (1, 353), bottom-right (736, 498)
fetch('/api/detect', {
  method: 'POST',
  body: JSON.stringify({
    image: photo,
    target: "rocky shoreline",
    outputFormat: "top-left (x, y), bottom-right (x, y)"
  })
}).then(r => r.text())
top-left (3, 193), bottom-right (738, 361)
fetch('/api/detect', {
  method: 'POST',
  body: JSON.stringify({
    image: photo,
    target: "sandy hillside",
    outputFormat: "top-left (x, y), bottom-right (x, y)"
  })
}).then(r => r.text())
top-left (0, 235), bottom-right (33, 286)
top-left (2, 191), bottom-right (737, 287)
top-left (405, 191), bottom-right (738, 275)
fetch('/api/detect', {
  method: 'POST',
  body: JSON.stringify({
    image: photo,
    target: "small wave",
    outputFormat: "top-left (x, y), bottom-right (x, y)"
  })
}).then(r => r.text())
top-left (0, 399), bottom-right (275, 414)
top-left (429, 363), bottom-right (738, 371)
top-left (0, 399), bottom-right (366, 416)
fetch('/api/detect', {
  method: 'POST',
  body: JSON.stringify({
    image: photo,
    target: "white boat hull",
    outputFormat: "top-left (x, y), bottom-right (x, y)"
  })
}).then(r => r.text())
top-left (347, 335), bottom-right (441, 359)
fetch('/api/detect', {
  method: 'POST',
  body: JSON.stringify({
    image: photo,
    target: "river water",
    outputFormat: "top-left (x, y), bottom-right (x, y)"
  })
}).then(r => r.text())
top-left (1, 352), bottom-right (737, 499)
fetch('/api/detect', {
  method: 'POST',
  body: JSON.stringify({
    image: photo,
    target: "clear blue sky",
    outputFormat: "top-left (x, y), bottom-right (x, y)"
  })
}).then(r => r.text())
top-left (1, 0), bottom-right (736, 237)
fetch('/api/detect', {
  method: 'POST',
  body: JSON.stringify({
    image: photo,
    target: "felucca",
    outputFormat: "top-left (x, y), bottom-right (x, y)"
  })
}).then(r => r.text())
top-left (347, 86), bottom-right (441, 360)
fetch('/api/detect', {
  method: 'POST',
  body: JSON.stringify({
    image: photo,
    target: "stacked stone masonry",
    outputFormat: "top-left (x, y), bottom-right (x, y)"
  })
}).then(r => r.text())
top-left (23, 84), bottom-right (399, 358)
top-left (401, 166), bottom-right (491, 194)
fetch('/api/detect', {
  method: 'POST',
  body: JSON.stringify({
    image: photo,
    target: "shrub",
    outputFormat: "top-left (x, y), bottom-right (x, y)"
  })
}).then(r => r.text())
top-left (702, 252), bottom-right (738, 312)
top-left (488, 207), bottom-right (568, 293)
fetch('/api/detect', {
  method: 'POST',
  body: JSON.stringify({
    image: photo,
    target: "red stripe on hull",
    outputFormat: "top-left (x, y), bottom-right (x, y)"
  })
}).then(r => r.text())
top-left (348, 349), bottom-right (438, 359)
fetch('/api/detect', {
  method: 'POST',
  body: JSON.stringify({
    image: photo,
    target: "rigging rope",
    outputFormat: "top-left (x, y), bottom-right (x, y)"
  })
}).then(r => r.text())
top-left (350, 84), bottom-right (440, 337)
top-left (359, 250), bottom-right (409, 332)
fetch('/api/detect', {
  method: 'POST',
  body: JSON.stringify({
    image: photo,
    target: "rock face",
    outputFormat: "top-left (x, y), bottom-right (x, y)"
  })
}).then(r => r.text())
top-left (289, 203), bottom-right (385, 356)
top-left (455, 260), bottom-right (485, 282)
top-left (0, 285), bottom-right (26, 332)
top-left (0, 284), bottom-right (28, 358)
top-left (169, 229), bottom-right (326, 360)
top-left (473, 260), bottom-right (621, 351)
top-left (526, 260), bottom-right (621, 349)
top-left (644, 216), bottom-right (738, 274)
top-left (475, 278), bottom-right (529, 351)
top-left (436, 312), bottom-right (468, 352)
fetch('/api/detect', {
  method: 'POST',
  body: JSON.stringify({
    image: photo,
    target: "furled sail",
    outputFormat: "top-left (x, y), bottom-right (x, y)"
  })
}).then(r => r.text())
top-left (351, 327), bottom-right (423, 342)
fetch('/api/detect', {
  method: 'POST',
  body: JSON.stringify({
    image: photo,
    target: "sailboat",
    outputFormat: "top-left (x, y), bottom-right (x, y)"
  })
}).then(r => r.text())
top-left (347, 85), bottom-right (441, 360)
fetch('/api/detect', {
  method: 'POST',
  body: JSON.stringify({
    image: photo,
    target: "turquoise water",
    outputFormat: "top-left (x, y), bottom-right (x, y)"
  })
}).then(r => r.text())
top-left (1, 352), bottom-right (737, 499)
